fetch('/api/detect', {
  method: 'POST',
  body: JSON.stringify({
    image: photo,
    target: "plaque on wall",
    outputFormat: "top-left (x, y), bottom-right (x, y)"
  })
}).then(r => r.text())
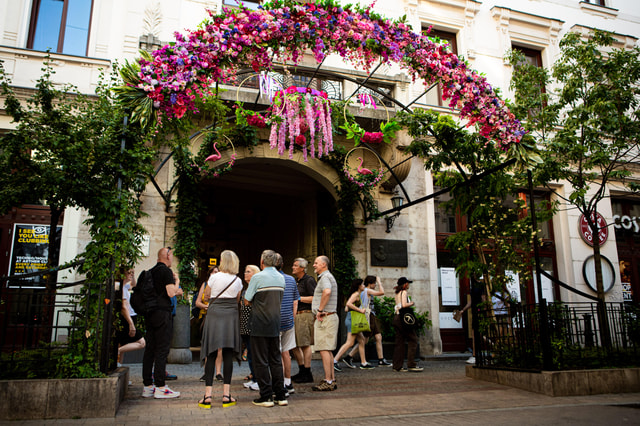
top-left (370, 239), bottom-right (408, 267)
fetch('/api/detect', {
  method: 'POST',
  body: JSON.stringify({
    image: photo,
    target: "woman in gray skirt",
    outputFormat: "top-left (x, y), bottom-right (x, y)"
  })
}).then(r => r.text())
top-left (198, 250), bottom-right (243, 409)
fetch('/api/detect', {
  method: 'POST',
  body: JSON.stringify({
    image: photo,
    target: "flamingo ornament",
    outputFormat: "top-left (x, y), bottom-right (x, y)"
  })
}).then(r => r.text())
top-left (356, 157), bottom-right (373, 175)
top-left (205, 142), bottom-right (221, 162)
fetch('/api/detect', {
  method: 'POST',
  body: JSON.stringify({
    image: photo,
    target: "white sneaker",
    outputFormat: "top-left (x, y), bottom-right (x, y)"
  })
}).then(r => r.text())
top-left (141, 385), bottom-right (155, 398)
top-left (154, 386), bottom-right (180, 399)
top-left (249, 381), bottom-right (259, 391)
top-left (466, 356), bottom-right (476, 364)
top-left (243, 380), bottom-right (255, 389)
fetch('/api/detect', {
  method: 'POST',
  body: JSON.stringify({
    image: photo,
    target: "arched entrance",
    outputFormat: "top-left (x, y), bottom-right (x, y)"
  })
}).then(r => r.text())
top-left (194, 154), bottom-right (337, 275)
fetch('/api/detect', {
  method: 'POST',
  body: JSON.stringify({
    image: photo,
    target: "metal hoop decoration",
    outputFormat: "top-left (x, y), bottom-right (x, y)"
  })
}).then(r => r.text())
top-left (202, 134), bottom-right (237, 178)
top-left (235, 73), bottom-right (280, 128)
top-left (343, 147), bottom-right (385, 188)
top-left (342, 92), bottom-right (391, 145)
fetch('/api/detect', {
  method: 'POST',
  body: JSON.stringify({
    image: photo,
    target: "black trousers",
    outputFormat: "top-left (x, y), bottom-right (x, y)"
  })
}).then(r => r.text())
top-left (142, 310), bottom-right (173, 387)
top-left (392, 314), bottom-right (418, 369)
top-left (250, 335), bottom-right (285, 400)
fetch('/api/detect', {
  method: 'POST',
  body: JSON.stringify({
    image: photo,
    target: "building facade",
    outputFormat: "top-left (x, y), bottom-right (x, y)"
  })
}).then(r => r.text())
top-left (1, 0), bottom-right (639, 354)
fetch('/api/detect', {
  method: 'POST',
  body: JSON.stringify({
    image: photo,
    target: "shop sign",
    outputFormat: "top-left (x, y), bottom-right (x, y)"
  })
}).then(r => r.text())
top-left (612, 215), bottom-right (640, 233)
top-left (579, 212), bottom-right (608, 247)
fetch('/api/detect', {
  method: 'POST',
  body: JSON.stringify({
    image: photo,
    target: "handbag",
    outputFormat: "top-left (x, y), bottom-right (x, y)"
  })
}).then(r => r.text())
top-left (399, 307), bottom-right (416, 328)
top-left (350, 310), bottom-right (370, 334)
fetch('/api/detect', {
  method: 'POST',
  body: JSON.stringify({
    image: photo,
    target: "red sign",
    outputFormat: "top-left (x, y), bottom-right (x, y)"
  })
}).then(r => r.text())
top-left (579, 212), bottom-right (608, 247)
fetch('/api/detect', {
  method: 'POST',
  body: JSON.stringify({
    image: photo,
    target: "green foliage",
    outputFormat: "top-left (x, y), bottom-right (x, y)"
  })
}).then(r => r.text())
top-left (372, 296), bottom-right (432, 342)
top-left (507, 30), bottom-right (640, 299)
top-left (397, 109), bottom-right (553, 296)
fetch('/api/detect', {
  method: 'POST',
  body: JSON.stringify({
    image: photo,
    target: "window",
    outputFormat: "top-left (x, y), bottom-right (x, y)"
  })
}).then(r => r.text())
top-left (28, 0), bottom-right (93, 56)
top-left (583, 0), bottom-right (605, 6)
top-left (223, 0), bottom-right (260, 10)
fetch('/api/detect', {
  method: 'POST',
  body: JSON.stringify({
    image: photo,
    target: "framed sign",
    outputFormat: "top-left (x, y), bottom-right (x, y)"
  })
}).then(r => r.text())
top-left (440, 267), bottom-right (459, 306)
top-left (8, 224), bottom-right (62, 288)
top-left (370, 239), bottom-right (408, 267)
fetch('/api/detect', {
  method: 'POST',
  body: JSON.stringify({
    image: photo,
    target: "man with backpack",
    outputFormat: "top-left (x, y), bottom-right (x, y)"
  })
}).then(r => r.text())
top-left (141, 247), bottom-right (183, 399)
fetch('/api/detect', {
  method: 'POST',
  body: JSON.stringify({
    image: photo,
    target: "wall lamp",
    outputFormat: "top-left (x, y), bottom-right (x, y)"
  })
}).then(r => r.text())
top-left (385, 191), bottom-right (404, 233)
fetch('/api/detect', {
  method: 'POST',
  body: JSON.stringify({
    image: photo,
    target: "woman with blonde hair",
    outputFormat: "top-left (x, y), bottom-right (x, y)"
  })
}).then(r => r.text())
top-left (198, 250), bottom-right (243, 409)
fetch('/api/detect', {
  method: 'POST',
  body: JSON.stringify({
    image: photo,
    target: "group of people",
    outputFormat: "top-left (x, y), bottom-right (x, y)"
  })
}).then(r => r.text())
top-left (118, 247), bottom-right (423, 408)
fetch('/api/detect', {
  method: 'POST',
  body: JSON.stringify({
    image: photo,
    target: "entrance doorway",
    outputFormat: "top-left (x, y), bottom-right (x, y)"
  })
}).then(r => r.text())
top-left (195, 158), bottom-right (335, 275)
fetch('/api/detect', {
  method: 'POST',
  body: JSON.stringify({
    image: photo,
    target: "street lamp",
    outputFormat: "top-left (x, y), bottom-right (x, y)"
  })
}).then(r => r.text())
top-left (385, 191), bottom-right (404, 233)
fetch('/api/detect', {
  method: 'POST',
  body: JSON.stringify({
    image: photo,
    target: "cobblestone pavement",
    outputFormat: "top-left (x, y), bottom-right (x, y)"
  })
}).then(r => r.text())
top-left (6, 359), bottom-right (640, 425)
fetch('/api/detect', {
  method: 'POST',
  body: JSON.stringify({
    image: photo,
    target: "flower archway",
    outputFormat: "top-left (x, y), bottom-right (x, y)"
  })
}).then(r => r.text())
top-left (119, 0), bottom-right (524, 150)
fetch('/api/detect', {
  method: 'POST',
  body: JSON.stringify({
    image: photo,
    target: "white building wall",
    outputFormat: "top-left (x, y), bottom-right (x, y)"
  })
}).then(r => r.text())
top-left (0, 0), bottom-right (638, 353)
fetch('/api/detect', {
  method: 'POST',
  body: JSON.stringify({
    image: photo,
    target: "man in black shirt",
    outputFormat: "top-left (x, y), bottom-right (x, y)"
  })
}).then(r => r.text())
top-left (141, 247), bottom-right (183, 399)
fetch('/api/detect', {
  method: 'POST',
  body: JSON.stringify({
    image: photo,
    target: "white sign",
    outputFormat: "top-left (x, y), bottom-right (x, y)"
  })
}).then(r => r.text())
top-left (505, 270), bottom-right (521, 302)
top-left (439, 312), bottom-right (462, 329)
top-left (141, 235), bottom-right (150, 257)
top-left (534, 271), bottom-right (555, 303)
top-left (440, 267), bottom-right (459, 306)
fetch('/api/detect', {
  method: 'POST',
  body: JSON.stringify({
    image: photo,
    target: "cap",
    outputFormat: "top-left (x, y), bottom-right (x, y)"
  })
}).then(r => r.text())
top-left (397, 277), bottom-right (413, 286)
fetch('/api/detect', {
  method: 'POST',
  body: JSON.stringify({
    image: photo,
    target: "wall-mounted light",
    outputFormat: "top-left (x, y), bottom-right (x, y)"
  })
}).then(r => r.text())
top-left (385, 191), bottom-right (404, 233)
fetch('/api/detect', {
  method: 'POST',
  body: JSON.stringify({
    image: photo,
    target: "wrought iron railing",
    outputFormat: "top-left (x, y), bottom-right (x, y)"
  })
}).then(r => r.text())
top-left (0, 281), bottom-right (105, 379)
top-left (474, 301), bottom-right (640, 371)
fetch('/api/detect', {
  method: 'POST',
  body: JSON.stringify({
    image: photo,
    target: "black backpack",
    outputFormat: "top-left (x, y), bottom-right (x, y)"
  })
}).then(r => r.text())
top-left (130, 269), bottom-right (159, 315)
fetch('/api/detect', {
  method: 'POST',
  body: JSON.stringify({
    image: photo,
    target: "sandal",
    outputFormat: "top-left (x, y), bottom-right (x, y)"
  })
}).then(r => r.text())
top-left (244, 374), bottom-right (253, 381)
top-left (198, 395), bottom-right (212, 409)
top-left (222, 394), bottom-right (237, 408)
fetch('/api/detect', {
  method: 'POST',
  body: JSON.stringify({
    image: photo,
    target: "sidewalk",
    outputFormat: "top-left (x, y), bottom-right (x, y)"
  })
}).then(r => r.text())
top-left (6, 359), bottom-right (640, 425)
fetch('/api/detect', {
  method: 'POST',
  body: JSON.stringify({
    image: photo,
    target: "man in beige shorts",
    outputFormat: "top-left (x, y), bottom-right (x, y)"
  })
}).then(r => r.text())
top-left (311, 255), bottom-right (339, 391)
top-left (291, 257), bottom-right (317, 384)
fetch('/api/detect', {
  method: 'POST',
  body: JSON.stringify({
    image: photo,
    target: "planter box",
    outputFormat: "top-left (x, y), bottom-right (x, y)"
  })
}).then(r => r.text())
top-left (0, 367), bottom-right (128, 420)
top-left (466, 365), bottom-right (640, 396)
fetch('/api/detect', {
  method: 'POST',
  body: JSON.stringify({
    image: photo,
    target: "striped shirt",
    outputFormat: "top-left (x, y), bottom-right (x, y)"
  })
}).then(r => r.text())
top-left (279, 270), bottom-right (300, 331)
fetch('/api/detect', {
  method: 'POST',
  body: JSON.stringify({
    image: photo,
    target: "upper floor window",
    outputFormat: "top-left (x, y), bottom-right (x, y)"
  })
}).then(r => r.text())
top-left (223, 0), bottom-right (261, 10)
top-left (28, 0), bottom-right (94, 56)
top-left (583, 0), bottom-right (606, 6)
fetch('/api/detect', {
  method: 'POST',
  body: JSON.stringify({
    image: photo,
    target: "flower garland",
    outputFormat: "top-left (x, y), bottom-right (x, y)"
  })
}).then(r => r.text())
top-left (119, 0), bottom-right (525, 150)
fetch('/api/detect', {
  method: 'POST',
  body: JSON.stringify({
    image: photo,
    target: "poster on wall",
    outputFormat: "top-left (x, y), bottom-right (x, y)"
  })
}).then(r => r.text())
top-left (505, 270), bottom-right (521, 302)
top-left (534, 271), bottom-right (555, 303)
top-left (7, 224), bottom-right (62, 288)
top-left (440, 267), bottom-right (459, 306)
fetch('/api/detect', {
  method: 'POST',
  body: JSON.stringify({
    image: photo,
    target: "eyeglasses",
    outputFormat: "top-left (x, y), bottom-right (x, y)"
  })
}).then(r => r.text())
top-left (167, 247), bottom-right (172, 254)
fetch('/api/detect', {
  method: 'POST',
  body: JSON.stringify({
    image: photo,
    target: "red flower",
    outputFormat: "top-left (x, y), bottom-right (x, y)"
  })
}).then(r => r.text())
top-left (247, 114), bottom-right (267, 128)
top-left (295, 134), bottom-right (306, 146)
top-left (362, 131), bottom-right (384, 144)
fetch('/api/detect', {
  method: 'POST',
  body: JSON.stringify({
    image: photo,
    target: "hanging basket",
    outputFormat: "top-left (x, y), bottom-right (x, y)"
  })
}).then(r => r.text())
top-left (343, 147), bottom-right (384, 188)
top-left (341, 91), bottom-right (400, 146)
top-left (234, 74), bottom-right (334, 161)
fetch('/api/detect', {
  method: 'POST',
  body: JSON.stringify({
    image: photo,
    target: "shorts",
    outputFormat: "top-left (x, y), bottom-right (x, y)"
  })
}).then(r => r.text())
top-left (279, 327), bottom-right (296, 352)
top-left (117, 317), bottom-right (144, 345)
top-left (364, 313), bottom-right (380, 338)
top-left (294, 311), bottom-right (315, 347)
top-left (313, 313), bottom-right (339, 352)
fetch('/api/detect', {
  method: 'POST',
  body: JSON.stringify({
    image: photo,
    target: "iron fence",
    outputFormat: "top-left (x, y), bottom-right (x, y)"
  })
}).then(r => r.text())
top-left (0, 281), bottom-right (105, 379)
top-left (474, 301), bottom-right (640, 371)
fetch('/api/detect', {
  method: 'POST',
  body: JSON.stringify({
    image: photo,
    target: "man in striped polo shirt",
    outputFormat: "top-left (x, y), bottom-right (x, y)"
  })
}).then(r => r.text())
top-left (275, 253), bottom-right (300, 396)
